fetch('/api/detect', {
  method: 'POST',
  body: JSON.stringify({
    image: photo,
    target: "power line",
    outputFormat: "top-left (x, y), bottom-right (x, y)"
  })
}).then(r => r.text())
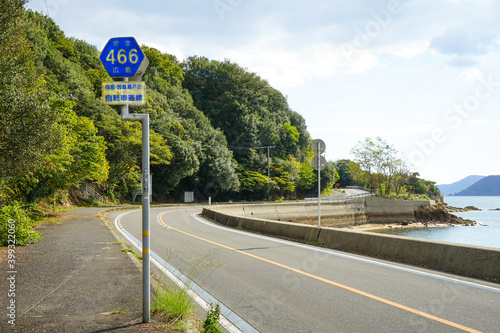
top-left (228, 145), bottom-right (277, 178)
top-left (44, 0), bottom-right (50, 17)
top-left (228, 146), bottom-right (276, 150)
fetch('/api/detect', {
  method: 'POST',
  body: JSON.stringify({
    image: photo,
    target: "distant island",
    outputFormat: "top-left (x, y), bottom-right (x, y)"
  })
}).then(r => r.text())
top-left (437, 175), bottom-right (485, 196)
top-left (438, 175), bottom-right (500, 196)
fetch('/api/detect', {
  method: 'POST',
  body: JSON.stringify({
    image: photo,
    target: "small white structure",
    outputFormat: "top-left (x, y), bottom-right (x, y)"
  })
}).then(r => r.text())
top-left (184, 191), bottom-right (194, 203)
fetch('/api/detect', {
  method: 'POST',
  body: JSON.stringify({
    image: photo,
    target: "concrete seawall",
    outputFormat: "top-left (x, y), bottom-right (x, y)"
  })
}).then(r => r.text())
top-left (211, 196), bottom-right (432, 226)
top-left (202, 200), bottom-right (500, 281)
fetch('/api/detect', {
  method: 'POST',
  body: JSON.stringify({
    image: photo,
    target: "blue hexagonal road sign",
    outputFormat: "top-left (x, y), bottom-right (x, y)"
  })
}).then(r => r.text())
top-left (100, 37), bottom-right (149, 80)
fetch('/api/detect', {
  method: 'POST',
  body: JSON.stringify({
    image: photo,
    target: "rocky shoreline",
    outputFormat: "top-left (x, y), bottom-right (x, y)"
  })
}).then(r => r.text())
top-left (349, 203), bottom-right (477, 231)
top-left (414, 205), bottom-right (476, 225)
top-left (443, 204), bottom-right (480, 213)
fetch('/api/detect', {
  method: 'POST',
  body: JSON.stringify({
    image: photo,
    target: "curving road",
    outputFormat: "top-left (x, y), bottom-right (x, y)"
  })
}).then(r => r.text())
top-left (107, 206), bottom-right (500, 333)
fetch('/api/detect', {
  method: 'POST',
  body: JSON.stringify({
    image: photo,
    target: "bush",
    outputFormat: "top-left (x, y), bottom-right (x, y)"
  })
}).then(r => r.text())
top-left (203, 303), bottom-right (222, 333)
top-left (0, 201), bottom-right (42, 246)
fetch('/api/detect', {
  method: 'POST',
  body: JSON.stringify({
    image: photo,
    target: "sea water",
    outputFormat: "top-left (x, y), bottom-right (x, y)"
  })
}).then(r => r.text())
top-left (377, 196), bottom-right (500, 249)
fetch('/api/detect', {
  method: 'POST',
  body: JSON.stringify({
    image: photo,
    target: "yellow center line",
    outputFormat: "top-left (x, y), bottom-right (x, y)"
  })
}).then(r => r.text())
top-left (159, 213), bottom-right (482, 333)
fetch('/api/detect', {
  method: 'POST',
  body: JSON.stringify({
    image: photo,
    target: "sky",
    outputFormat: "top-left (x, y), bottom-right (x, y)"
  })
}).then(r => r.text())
top-left (26, 0), bottom-right (500, 185)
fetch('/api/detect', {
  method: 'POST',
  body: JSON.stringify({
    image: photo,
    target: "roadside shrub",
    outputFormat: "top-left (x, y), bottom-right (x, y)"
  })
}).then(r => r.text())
top-left (153, 282), bottom-right (193, 324)
top-left (0, 201), bottom-right (42, 246)
top-left (203, 303), bottom-right (222, 333)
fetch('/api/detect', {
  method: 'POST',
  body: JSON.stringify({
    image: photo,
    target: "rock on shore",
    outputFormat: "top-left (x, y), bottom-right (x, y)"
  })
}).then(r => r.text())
top-left (414, 205), bottom-right (476, 226)
top-left (444, 204), bottom-right (480, 212)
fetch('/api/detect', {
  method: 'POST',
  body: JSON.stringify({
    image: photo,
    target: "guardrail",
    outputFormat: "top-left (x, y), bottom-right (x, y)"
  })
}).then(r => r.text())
top-left (346, 185), bottom-right (373, 192)
top-left (304, 193), bottom-right (373, 202)
top-left (83, 184), bottom-right (104, 203)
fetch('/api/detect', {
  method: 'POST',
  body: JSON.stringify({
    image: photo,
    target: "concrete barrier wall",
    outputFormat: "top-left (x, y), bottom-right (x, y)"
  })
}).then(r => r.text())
top-left (208, 197), bottom-right (431, 226)
top-left (202, 207), bottom-right (500, 281)
top-left (203, 209), bottom-right (320, 242)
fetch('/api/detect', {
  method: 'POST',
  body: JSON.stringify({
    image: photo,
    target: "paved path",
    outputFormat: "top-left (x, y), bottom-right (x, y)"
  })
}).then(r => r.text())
top-left (0, 208), bottom-right (166, 332)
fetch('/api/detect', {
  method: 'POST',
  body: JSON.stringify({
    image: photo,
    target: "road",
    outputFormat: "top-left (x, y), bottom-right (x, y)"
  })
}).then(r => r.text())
top-left (343, 188), bottom-right (370, 196)
top-left (108, 206), bottom-right (500, 333)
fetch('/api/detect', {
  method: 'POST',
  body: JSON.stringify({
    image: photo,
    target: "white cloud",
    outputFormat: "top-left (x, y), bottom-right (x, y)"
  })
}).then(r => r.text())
top-left (430, 29), bottom-right (497, 56)
top-left (458, 68), bottom-right (485, 82)
top-left (220, 40), bottom-right (379, 88)
top-left (377, 41), bottom-right (429, 58)
top-left (314, 123), bottom-right (437, 137)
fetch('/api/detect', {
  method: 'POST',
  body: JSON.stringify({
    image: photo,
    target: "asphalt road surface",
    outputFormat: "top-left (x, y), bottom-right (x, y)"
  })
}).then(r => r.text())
top-left (108, 206), bottom-right (500, 333)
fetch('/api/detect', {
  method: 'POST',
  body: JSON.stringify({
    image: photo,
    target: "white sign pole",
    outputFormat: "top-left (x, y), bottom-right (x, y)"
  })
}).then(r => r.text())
top-left (317, 141), bottom-right (321, 227)
top-left (101, 37), bottom-right (151, 323)
top-left (120, 80), bottom-right (150, 323)
top-left (312, 139), bottom-right (325, 228)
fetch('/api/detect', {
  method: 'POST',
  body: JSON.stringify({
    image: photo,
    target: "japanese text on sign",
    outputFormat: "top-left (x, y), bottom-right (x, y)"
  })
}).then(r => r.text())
top-left (102, 81), bottom-right (146, 106)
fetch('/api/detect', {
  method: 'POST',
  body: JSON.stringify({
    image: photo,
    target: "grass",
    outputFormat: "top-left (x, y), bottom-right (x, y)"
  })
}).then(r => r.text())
top-left (150, 250), bottom-right (226, 332)
top-left (122, 248), bottom-right (142, 261)
top-left (152, 282), bottom-right (193, 329)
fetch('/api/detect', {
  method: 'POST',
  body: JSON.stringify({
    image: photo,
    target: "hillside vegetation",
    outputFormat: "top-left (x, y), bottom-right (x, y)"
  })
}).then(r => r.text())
top-left (1, 1), bottom-right (439, 246)
top-left (1, 2), bottom-right (340, 244)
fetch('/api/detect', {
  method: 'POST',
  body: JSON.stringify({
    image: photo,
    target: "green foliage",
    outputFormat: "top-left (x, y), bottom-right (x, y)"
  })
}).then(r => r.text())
top-left (269, 156), bottom-right (300, 198)
top-left (182, 56), bottom-right (315, 199)
top-left (16, 96), bottom-right (110, 202)
top-left (153, 282), bottom-right (193, 324)
top-left (349, 138), bottom-right (439, 199)
top-left (298, 161), bottom-right (316, 193)
top-left (122, 248), bottom-right (142, 261)
top-left (351, 137), bottom-right (409, 196)
top-left (0, 2), bottom-right (60, 188)
top-left (320, 161), bottom-right (338, 194)
top-left (335, 159), bottom-right (355, 187)
top-left (182, 56), bottom-right (310, 152)
top-left (406, 172), bottom-right (440, 197)
top-left (238, 170), bottom-right (274, 200)
top-left (203, 303), bottom-right (222, 333)
top-left (3, 7), bottom-right (316, 206)
top-left (0, 202), bottom-right (42, 246)
top-left (97, 112), bottom-right (173, 199)
top-left (141, 49), bottom-right (240, 198)
top-left (280, 122), bottom-right (300, 148)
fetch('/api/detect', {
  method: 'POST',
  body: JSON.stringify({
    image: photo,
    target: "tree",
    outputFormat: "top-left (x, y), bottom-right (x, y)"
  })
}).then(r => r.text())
top-left (269, 156), bottom-right (301, 199)
top-left (182, 56), bottom-right (310, 160)
top-left (4, 8), bottom-right (319, 204)
top-left (141, 49), bottom-right (240, 197)
top-left (351, 137), bottom-right (409, 196)
top-left (237, 170), bottom-right (274, 201)
top-left (97, 112), bottom-right (173, 199)
top-left (0, 1), bottom-right (60, 191)
top-left (392, 159), bottom-right (410, 195)
top-left (335, 159), bottom-right (355, 187)
top-left (181, 56), bottom-right (312, 200)
top-left (22, 97), bottom-right (109, 201)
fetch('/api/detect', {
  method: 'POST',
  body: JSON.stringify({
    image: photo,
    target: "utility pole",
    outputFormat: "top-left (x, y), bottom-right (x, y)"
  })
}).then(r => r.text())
top-left (311, 139), bottom-right (326, 227)
top-left (267, 146), bottom-right (270, 178)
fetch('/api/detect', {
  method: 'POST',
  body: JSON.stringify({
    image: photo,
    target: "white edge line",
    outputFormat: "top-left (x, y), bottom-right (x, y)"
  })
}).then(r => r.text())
top-left (192, 213), bottom-right (500, 294)
top-left (114, 210), bottom-right (256, 333)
